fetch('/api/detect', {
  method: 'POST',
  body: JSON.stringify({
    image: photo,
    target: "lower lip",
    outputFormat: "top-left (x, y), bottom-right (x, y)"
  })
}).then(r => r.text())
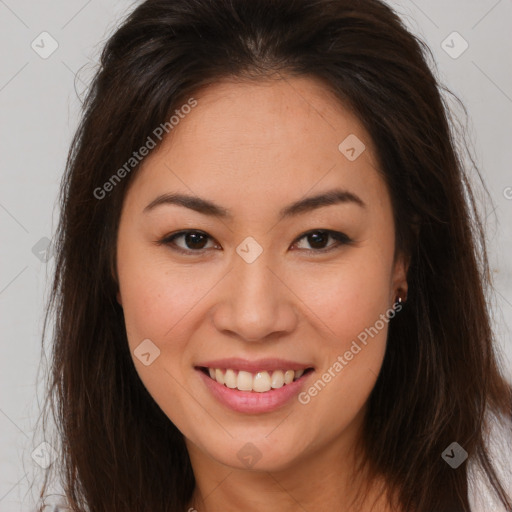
top-left (196, 368), bottom-right (313, 414)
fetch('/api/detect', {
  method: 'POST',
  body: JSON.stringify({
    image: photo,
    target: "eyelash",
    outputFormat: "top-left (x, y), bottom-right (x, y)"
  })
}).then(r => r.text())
top-left (156, 229), bottom-right (353, 255)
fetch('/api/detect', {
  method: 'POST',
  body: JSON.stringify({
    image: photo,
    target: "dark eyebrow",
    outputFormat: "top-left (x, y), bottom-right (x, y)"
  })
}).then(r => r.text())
top-left (279, 189), bottom-right (365, 218)
top-left (143, 193), bottom-right (233, 218)
top-left (143, 188), bottom-right (365, 219)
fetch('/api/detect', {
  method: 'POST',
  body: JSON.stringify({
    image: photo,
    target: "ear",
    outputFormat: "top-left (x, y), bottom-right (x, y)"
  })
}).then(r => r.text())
top-left (391, 251), bottom-right (409, 303)
top-left (116, 290), bottom-right (123, 306)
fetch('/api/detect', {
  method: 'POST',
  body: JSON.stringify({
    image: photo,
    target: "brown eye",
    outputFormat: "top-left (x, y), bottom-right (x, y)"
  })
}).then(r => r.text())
top-left (306, 231), bottom-right (329, 249)
top-left (159, 229), bottom-right (352, 256)
top-left (293, 230), bottom-right (352, 252)
top-left (180, 232), bottom-right (209, 250)
top-left (161, 230), bottom-right (217, 253)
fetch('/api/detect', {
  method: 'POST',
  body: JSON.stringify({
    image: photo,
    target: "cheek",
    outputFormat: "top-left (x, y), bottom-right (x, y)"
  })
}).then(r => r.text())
top-left (117, 246), bottom-right (235, 430)
top-left (293, 251), bottom-right (392, 347)
top-left (116, 245), bottom-right (212, 429)
top-left (117, 237), bottom-right (216, 347)
top-left (293, 250), bottom-right (392, 408)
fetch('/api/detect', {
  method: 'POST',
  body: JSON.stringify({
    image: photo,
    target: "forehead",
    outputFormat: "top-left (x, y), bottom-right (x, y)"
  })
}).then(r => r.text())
top-left (124, 76), bottom-right (386, 217)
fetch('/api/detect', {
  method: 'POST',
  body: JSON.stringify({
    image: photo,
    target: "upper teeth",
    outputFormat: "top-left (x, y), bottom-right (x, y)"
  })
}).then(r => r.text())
top-left (207, 368), bottom-right (305, 393)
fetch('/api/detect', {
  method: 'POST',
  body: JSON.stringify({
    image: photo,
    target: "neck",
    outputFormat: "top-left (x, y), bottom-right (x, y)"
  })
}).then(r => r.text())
top-left (184, 412), bottom-right (394, 512)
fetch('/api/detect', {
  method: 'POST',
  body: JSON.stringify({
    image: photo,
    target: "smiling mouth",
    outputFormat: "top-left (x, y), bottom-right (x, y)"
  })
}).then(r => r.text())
top-left (197, 366), bottom-right (314, 393)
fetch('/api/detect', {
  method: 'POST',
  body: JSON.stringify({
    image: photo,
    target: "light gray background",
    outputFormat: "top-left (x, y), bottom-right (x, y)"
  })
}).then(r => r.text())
top-left (1, 0), bottom-right (511, 509)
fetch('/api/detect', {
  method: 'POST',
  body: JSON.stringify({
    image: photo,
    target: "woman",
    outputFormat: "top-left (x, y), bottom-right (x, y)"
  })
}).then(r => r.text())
top-left (38, 0), bottom-right (512, 510)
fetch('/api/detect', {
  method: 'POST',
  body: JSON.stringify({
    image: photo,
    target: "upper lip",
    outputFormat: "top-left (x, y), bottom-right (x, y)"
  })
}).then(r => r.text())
top-left (195, 358), bottom-right (314, 373)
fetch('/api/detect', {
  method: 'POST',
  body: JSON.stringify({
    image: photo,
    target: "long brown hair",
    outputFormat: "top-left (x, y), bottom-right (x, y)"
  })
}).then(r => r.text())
top-left (38, 0), bottom-right (512, 510)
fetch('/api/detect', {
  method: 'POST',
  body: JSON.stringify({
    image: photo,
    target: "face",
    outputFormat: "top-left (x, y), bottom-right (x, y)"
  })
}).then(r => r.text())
top-left (116, 76), bottom-right (408, 473)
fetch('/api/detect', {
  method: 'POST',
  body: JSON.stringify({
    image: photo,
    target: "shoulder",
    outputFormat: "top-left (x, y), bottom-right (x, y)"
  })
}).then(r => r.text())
top-left (467, 411), bottom-right (512, 512)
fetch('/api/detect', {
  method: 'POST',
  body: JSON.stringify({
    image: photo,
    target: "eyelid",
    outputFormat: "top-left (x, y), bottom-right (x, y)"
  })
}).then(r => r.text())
top-left (157, 229), bottom-right (353, 255)
top-left (156, 230), bottom-right (219, 255)
top-left (291, 229), bottom-right (353, 253)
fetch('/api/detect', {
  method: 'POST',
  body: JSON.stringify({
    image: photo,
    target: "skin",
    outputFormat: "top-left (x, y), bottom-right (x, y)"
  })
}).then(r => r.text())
top-left (116, 76), bottom-right (408, 512)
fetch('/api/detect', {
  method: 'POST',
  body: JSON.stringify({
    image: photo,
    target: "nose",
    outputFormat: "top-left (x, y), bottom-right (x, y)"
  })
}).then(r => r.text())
top-left (212, 251), bottom-right (298, 342)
